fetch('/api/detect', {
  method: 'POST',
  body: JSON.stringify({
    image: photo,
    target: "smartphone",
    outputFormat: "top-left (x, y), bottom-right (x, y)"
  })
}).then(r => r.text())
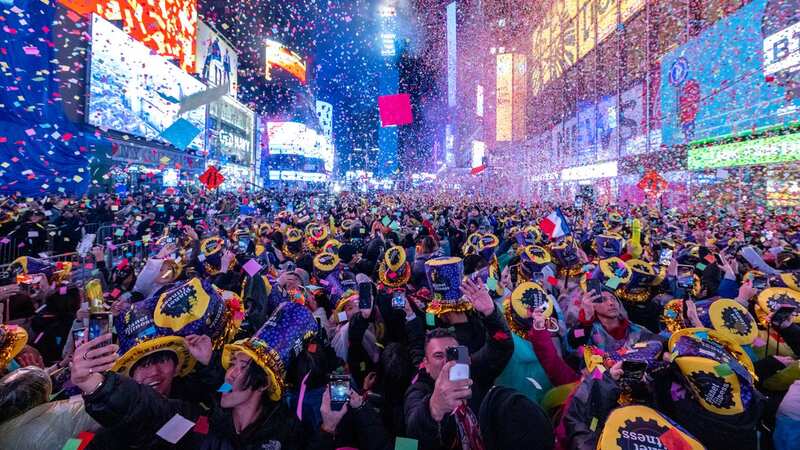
top-left (621, 360), bottom-right (648, 384)
top-left (531, 271), bottom-right (545, 286)
top-left (88, 312), bottom-right (112, 342)
top-left (238, 236), bottom-right (251, 254)
top-left (358, 282), bottom-right (372, 310)
top-left (677, 265), bottom-right (695, 290)
top-left (72, 328), bottom-right (86, 350)
top-left (574, 197), bottom-right (583, 209)
top-left (391, 291), bottom-right (406, 309)
top-left (658, 249), bottom-right (673, 266)
top-left (329, 375), bottom-right (350, 411)
top-left (470, 267), bottom-right (490, 284)
top-left (752, 275), bottom-right (768, 290)
top-left (772, 305), bottom-right (797, 325)
top-left (587, 278), bottom-right (604, 299)
top-left (446, 345), bottom-right (470, 381)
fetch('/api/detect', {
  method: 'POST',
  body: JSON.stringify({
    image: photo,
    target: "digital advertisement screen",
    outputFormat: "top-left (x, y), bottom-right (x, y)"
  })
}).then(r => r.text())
top-left (529, 0), bottom-right (644, 95)
top-left (162, 169), bottom-right (179, 187)
top-left (767, 169), bottom-right (800, 207)
top-left (496, 53), bottom-right (513, 142)
top-left (87, 15), bottom-right (207, 151)
top-left (208, 95), bottom-right (255, 165)
top-left (265, 39), bottom-right (307, 84)
top-left (661, 0), bottom-right (800, 147)
top-left (687, 132), bottom-right (800, 170)
top-left (267, 122), bottom-right (334, 172)
top-left (60, 0), bottom-right (198, 72)
top-left (197, 21), bottom-right (238, 97)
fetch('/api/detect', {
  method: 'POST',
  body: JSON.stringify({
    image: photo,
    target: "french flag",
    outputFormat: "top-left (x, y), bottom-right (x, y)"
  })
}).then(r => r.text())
top-left (539, 208), bottom-right (571, 239)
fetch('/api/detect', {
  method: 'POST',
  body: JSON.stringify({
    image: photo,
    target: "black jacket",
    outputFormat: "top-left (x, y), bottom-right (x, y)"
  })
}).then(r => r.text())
top-left (84, 372), bottom-right (302, 450)
top-left (403, 306), bottom-right (514, 450)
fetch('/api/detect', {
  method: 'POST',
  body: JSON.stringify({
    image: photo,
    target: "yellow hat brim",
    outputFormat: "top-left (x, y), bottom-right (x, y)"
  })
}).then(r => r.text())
top-left (113, 335), bottom-right (196, 378)
top-left (221, 343), bottom-right (282, 401)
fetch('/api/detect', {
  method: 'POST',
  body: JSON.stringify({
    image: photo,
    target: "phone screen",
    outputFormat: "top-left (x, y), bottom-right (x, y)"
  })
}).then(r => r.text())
top-left (329, 376), bottom-right (350, 410)
top-left (238, 237), bottom-right (250, 253)
top-left (677, 265), bottom-right (695, 290)
top-left (752, 275), bottom-right (768, 290)
top-left (358, 282), bottom-right (372, 310)
top-left (72, 328), bottom-right (86, 350)
top-left (88, 312), bottom-right (112, 342)
top-left (391, 292), bottom-right (405, 309)
top-left (658, 249), bottom-right (673, 266)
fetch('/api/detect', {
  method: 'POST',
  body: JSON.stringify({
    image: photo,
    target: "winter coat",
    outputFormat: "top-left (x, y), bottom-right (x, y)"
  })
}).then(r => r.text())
top-left (83, 372), bottom-right (302, 450)
top-left (403, 307), bottom-right (514, 450)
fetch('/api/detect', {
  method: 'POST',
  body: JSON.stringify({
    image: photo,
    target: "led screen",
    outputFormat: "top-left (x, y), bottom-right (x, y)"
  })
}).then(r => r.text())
top-left (87, 14), bottom-right (206, 151)
top-left (267, 122), bottom-right (334, 172)
top-left (197, 21), bottom-right (238, 97)
top-left (60, 0), bottom-right (197, 72)
top-left (265, 39), bottom-right (307, 84)
top-left (687, 133), bottom-right (800, 170)
top-left (661, 0), bottom-right (800, 147)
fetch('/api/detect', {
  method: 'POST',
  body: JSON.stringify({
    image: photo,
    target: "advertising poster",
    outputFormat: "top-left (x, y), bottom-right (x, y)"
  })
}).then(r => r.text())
top-left (196, 22), bottom-right (238, 97)
top-left (496, 53), bottom-right (513, 142)
top-left (207, 96), bottom-right (255, 166)
top-left (60, 0), bottom-right (198, 72)
top-left (87, 15), bottom-right (207, 151)
top-left (661, 0), bottom-right (800, 147)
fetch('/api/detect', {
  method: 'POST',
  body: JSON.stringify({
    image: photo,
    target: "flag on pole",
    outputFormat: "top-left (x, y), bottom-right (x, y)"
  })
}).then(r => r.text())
top-left (539, 208), bottom-right (571, 239)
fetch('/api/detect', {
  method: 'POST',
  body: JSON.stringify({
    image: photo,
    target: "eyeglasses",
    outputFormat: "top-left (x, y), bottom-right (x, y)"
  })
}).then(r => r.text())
top-left (533, 317), bottom-right (560, 333)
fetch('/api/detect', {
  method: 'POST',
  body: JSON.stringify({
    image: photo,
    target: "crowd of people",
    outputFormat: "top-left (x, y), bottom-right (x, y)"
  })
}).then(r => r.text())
top-left (0, 188), bottom-right (799, 450)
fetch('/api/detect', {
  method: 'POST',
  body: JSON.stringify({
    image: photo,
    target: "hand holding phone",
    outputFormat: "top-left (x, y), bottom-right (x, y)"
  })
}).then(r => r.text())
top-left (391, 291), bottom-right (406, 309)
top-left (329, 375), bottom-right (350, 411)
top-left (358, 282), bottom-right (372, 311)
top-left (446, 345), bottom-right (470, 381)
top-left (620, 360), bottom-right (648, 384)
top-left (676, 265), bottom-right (695, 290)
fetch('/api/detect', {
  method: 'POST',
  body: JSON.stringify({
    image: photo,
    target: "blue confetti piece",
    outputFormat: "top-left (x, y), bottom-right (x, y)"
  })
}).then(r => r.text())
top-left (159, 118), bottom-right (201, 151)
top-left (217, 382), bottom-right (233, 393)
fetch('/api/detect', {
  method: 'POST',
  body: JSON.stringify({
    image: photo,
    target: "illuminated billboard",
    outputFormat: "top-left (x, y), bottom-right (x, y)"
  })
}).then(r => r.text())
top-left (208, 96), bottom-right (255, 166)
top-left (447, 2), bottom-right (457, 107)
top-left (529, 0), bottom-right (645, 95)
top-left (197, 22), bottom-right (238, 97)
top-left (266, 122), bottom-right (334, 172)
top-left (496, 53), bottom-right (513, 142)
top-left (471, 141), bottom-right (485, 168)
top-left (316, 101), bottom-right (333, 140)
top-left (265, 39), bottom-right (307, 85)
top-left (61, 0), bottom-right (198, 72)
top-left (662, 0), bottom-right (800, 147)
top-left (87, 15), bottom-right (206, 151)
top-left (688, 133), bottom-right (800, 170)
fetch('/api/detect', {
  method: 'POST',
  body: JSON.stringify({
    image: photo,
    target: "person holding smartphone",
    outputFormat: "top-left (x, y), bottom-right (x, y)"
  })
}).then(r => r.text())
top-left (404, 279), bottom-right (513, 450)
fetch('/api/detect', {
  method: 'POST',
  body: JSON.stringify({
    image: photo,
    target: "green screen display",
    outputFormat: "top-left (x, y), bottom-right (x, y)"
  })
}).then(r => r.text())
top-left (688, 133), bottom-right (800, 170)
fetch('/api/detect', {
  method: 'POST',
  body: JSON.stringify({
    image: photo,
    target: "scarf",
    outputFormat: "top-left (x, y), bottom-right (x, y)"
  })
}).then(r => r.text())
top-left (453, 403), bottom-right (485, 450)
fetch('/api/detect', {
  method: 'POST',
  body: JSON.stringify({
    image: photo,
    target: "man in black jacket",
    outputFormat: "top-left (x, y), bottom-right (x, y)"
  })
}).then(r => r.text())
top-left (71, 334), bottom-right (302, 449)
top-left (403, 279), bottom-right (514, 450)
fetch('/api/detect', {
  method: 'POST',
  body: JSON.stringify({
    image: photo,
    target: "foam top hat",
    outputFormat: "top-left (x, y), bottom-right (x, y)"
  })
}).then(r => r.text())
top-left (0, 324), bottom-right (27, 369)
top-left (425, 257), bottom-right (470, 315)
top-left (305, 224), bottom-right (329, 253)
top-left (10, 256), bottom-right (72, 284)
top-left (222, 301), bottom-right (317, 401)
top-left (522, 225), bottom-right (543, 246)
top-left (503, 282), bottom-right (554, 337)
top-left (313, 252), bottom-right (340, 278)
top-left (550, 236), bottom-right (582, 277)
top-left (379, 245), bottom-right (411, 288)
top-left (284, 227), bottom-right (304, 256)
top-left (462, 232), bottom-right (483, 257)
top-left (323, 239), bottom-right (343, 255)
top-left (594, 233), bottom-right (626, 259)
top-left (520, 245), bottom-right (552, 274)
top-left (597, 405), bottom-right (705, 450)
top-left (756, 288), bottom-right (800, 326)
top-left (150, 277), bottom-right (242, 348)
top-left (478, 234), bottom-right (500, 261)
top-left (619, 259), bottom-right (659, 303)
top-left (693, 299), bottom-right (759, 346)
top-left (767, 272), bottom-right (800, 292)
top-left (669, 327), bottom-right (757, 416)
top-left (199, 237), bottom-right (229, 276)
top-left (584, 257), bottom-right (632, 294)
top-left (258, 223), bottom-right (273, 238)
top-left (113, 298), bottom-right (196, 377)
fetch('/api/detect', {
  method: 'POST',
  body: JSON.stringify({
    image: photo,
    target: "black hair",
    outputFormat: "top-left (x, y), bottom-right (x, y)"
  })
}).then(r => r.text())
top-left (425, 328), bottom-right (457, 350)
top-left (463, 254), bottom-right (486, 276)
top-left (240, 360), bottom-right (271, 392)
top-left (131, 350), bottom-right (178, 375)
